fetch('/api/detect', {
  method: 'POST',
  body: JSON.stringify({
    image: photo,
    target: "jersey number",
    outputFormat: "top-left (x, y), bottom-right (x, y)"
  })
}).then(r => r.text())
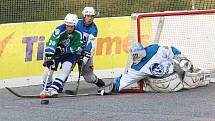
top-left (49, 40), bottom-right (56, 46)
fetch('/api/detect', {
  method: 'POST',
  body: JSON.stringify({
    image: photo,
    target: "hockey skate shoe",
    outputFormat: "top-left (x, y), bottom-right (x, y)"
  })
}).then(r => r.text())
top-left (96, 79), bottom-right (106, 94)
top-left (97, 82), bottom-right (116, 95)
top-left (57, 88), bottom-right (64, 93)
top-left (45, 88), bottom-right (58, 97)
top-left (96, 79), bottom-right (105, 87)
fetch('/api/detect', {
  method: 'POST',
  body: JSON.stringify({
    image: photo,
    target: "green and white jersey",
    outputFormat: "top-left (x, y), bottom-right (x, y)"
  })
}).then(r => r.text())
top-left (45, 24), bottom-right (83, 55)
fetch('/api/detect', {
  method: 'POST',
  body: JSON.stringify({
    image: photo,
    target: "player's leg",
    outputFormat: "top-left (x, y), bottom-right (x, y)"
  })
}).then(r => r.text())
top-left (45, 61), bottom-right (73, 96)
top-left (41, 60), bottom-right (59, 91)
top-left (82, 57), bottom-right (105, 87)
top-left (42, 67), bottom-right (54, 89)
top-left (57, 62), bottom-right (76, 93)
top-left (98, 68), bottom-right (147, 94)
top-left (46, 55), bottom-right (77, 97)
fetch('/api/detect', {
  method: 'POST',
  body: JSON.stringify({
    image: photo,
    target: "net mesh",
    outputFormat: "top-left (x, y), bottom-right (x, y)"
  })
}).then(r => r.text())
top-left (131, 10), bottom-right (215, 70)
top-left (1, 0), bottom-right (215, 24)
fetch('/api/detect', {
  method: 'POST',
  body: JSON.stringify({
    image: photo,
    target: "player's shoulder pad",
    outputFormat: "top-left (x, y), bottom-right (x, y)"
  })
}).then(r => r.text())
top-left (54, 24), bottom-right (66, 36)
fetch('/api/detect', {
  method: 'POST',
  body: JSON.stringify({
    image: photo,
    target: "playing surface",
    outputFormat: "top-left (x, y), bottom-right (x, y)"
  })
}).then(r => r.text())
top-left (1, 77), bottom-right (215, 121)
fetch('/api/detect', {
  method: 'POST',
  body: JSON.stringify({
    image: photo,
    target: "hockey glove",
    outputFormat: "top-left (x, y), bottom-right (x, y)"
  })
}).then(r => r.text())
top-left (77, 57), bottom-right (84, 69)
top-left (82, 51), bottom-right (91, 58)
top-left (76, 47), bottom-right (83, 55)
top-left (55, 45), bottom-right (66, 55)
top-left (44, 53), bottom-right (54, 68)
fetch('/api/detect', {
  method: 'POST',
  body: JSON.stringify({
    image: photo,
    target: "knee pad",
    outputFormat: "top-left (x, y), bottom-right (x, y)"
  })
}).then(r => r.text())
top-left (146, 73), bottom-right (183, 92)
top-left (183, 69), bottom-right (210, 88)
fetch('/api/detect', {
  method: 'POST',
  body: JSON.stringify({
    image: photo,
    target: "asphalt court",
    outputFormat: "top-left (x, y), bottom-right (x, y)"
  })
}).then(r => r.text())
top-left (0, 78), bottom-right (215, 121)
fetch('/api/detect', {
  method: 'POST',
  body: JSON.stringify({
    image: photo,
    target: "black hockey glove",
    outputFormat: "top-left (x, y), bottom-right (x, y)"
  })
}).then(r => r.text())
top-left (44, 53), bottom-right (54, 68)
top-left (55, 44), bottom-right (66, 55)
top-left (81, 51), bottom-right (91, 58)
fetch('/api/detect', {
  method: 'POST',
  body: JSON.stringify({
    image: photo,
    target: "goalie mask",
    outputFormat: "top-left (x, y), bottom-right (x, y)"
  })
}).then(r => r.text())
top-left (130, 43), bottom-right (146, 64)
top-left (64, 13), bottom-right (78, 26)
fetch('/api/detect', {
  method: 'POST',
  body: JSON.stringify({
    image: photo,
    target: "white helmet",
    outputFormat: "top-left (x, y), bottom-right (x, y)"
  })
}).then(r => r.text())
top-left (82, 7), bottom-right (96, 16)
top-left (130, 43), bottom-right (146, 64)
top-left (64, 13), bottom-right (78, 26)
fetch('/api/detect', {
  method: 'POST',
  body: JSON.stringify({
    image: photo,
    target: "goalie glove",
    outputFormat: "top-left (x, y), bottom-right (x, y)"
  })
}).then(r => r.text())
top-left (173, 54), bottom-right (193, 72)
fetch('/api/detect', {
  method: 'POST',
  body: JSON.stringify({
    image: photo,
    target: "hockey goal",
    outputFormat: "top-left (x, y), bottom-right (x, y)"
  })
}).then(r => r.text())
top-left (131, 9), bottom-right (215, 71)
top-left (121, 10), bottom-right (215, 93)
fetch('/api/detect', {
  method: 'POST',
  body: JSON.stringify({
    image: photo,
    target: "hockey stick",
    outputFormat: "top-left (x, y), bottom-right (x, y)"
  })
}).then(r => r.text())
top-left (74, 56), bottom-right (84, 95)
top-left (40, 65), bottom-right (52, 98)
top-left (64, 55), bottom-right (84, 95)
top-left (5, 87), bottom-right (95, 98)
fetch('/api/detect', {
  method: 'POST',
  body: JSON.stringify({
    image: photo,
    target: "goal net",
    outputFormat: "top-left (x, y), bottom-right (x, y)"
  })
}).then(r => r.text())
top-left (130, 10), bottom-right (215, 71)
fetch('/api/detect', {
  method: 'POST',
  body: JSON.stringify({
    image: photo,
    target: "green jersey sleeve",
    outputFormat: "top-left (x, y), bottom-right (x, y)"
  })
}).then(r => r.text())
top-left (70, 30), bottom-right (83, 52)
top-left (45, 29), bottom-right (62, 55)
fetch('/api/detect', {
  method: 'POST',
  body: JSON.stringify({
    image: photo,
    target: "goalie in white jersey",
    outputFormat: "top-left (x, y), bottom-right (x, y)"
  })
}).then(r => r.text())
top-left (101, 43), bottom-right (211, 93)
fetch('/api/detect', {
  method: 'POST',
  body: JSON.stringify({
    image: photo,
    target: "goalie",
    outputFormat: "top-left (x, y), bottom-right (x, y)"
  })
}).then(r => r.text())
top-left (102, 43), bottom-right (211, 93)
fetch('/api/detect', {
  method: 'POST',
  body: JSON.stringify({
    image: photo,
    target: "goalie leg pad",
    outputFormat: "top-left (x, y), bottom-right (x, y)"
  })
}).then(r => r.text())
top-left (145, 73), bottom-right (183, 92)
top-left (183, 69), bottom-right (210, 89)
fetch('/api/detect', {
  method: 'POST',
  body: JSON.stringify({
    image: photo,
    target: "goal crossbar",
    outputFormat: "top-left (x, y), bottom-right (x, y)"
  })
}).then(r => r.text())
top-left (134, 9), bottom-right (215, 42)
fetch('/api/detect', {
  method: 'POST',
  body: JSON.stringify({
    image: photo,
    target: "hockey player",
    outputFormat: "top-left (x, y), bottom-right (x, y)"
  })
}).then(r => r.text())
top-left (76, 7), bottom-right (105, 88)
top-left (101, 43), bottom-right (211, 93)
top-left (59, 7), bottom-right (105, 93)
top-left (40, 13), bottom-right (83, 97)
